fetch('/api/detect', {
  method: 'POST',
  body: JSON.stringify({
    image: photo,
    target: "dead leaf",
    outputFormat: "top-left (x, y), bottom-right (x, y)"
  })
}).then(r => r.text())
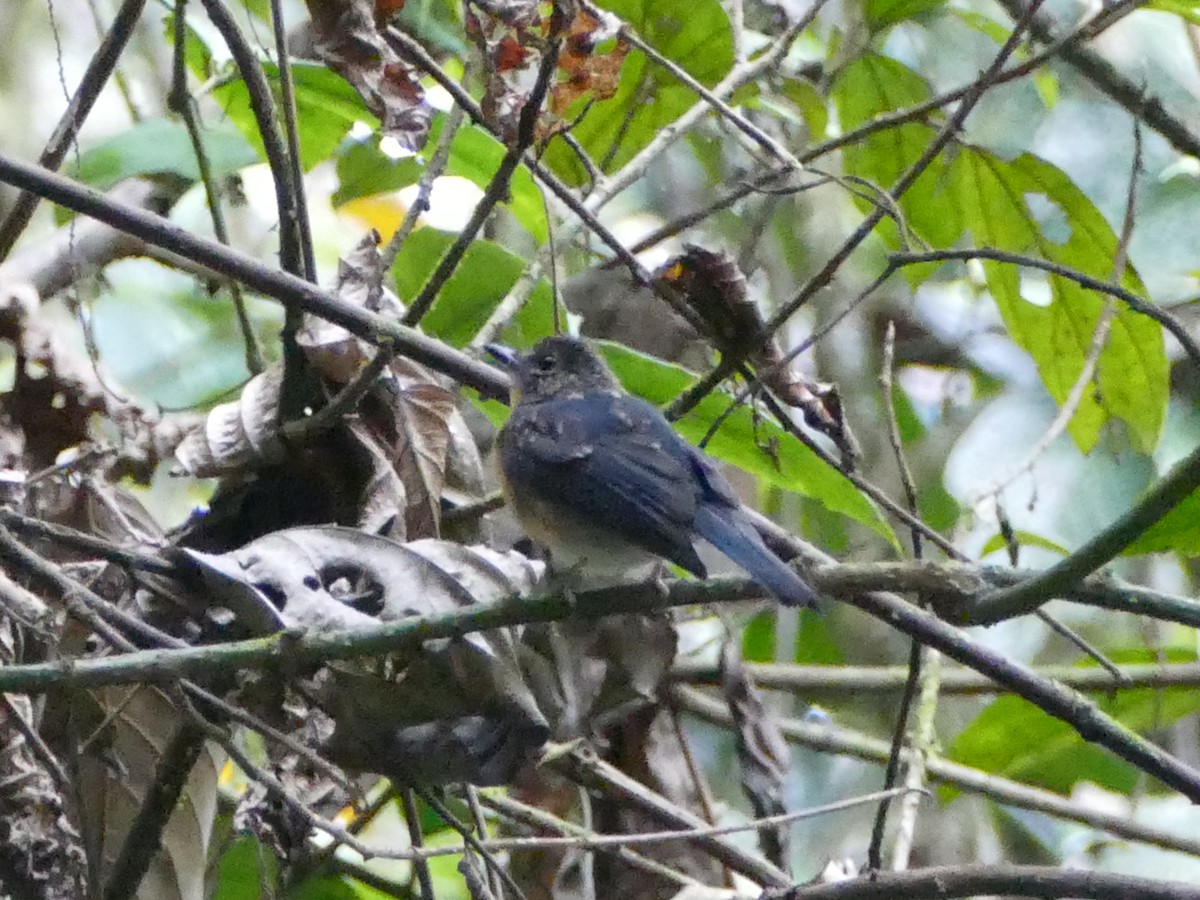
top-left (172, 367), bottom-right (284, 477)
top-left (550, 8), bottom-right (628, 118)
top-left (657, 245), bottom-right (857, 464)
top-left (303, 0), bottom-right (431, 151)
top-left (719, 639), bottom-right (790, 870)
top-left (466, 0), bottom-right (627, 142)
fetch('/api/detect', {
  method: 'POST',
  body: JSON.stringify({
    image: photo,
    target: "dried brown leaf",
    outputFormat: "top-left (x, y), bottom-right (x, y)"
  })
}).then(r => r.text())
top-left (657, 245), bottom-right (856, 461)
top-left (173, 367), bottom-right (284, 477)
top-left (719, 640), bottom-right (790, 869)
top-left (304, 0), bottom-right (431, 151)
top-left (550, 8), bottom-right (628, 117)
top-left (66, 687), bottom-right (222, 900)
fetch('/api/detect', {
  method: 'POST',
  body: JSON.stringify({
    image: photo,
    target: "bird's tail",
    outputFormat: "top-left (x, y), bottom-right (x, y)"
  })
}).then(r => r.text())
top-left (694, 504), bottom-right (818, 608)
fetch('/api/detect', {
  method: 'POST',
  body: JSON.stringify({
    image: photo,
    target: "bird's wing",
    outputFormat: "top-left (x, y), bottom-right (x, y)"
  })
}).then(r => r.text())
top-left (503, 395), bottom-right (707, 575)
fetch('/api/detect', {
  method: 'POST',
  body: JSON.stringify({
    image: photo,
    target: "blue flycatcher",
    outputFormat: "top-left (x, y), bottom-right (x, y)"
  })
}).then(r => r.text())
top-left (489, 336), bottom-right (816, 607)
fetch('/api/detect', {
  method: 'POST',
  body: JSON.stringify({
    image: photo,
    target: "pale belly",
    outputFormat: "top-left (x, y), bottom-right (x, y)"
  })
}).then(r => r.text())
top-left (507, 488), bottom-right (663, 588)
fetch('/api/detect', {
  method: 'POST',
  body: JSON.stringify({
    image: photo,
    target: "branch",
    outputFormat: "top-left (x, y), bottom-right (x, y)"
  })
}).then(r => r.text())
top-left (966, 439), bottom-right (1200, 625)
top-left (992, 0), bottom-right (1200, 161)
top-left (676, 686), bottom-right (1200, 858)
top-left (763, 864), bottom-right (1200, 900)
top-left (0, 179), bottom-right (179, 301)
top-left (0, 0), bottom-right (149, 260)
top-left (671, 660), bottom-right (1200, 695)
top-left (0, 149), bottom-right (507, 397)
top-left (888, 248), bottom-right (1200, 368)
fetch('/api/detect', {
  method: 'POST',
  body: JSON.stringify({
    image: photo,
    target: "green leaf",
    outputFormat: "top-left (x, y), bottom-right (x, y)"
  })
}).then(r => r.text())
top-left (543, 0), bottom-right (734, 184)
top-left (597, 344), bottom-right (899, 545)
top-left (979, 529), bottom-right (1070, 558)
top-left (70, 117), bottom-right (258, 190)
top-left (163, 13), bottom-right (214, 80)
top-left (832, 54), bottom-right (965, 262)
top-left (742, 611), bottom-right (776, 662)
top-left (1148, 0), bottom-right (1200, 25)
top-left (957, 150), bottom-right (1168, 453)
top-left (391, 227), bottom-right (550, 345)
top-left (946, 651), bottom-right (1198, 798)
top-left (335, 115), bottom-right (548, 242)
top-left (93, 260), bottom-right (282, 408)
top-left (213, 62), bottom-right (369, 170)
top-left (865, 0), bottom-right (948, 30)
top-left (211, 837), bottom-right (277, 900)
top-left (334, 137), bottom-right (423, 207)
top-left (794, 609), bottom-right (844, 665)
top-left (1124, 483), bottom-right (1200, 556)
top-left (291, 876), bottom-right (397, 900)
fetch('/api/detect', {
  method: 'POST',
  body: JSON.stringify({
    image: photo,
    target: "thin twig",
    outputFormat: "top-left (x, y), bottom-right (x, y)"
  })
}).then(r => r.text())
top-left (401, 790), bottom-right (436, 900)
top-left (170, 0), bottom-right (263, 375)
top-left (197, 0), bottom-right (306, 281)
top-left (0, 0), bottom-right (149, 261)
top-left (676, 685), bottom-right (1200, 858)
top-left (762, 863), bottom-right (1200, 900)
top-left (268, 0), bottom-right (316, 282)
top-left (402, 29), bottom-right (563, 326)
top-left (381, 105), bottom-right (466, 272)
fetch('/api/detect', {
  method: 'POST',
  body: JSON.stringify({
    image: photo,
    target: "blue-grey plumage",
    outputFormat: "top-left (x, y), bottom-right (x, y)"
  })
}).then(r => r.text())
top-left (490, 337), bottom-right (817, 608)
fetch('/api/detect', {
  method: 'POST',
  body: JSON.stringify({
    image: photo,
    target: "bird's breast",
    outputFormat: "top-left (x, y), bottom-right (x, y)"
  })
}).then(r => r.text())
top-left (504, 484), bottom-right (661, 586)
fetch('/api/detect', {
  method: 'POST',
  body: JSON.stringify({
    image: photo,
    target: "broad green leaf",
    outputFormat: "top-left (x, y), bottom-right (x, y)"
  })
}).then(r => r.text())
top-left (752, 77), bottom-right (828, 139)
top-left (391, 227), bottom-right (550, 345)
top-left (832, 54), bottom-right (965, 271)
top-left (334, 138), bottom-right (423, 207)
top-left (544, 0), bottom-right (734, 184)
top-left (94, 260), bottom-right (282, 409)
top-left (865, 0), bottom-right (948, 30)
top-left (794, 609), bottom-right (844, 665)
top-left (946, 651), bottom-right (1198, 798)
top-left (957, 151), bottom-right (1168, 453)
top-left (598, 344), bottom-right (899, 545)
top-left (70, 117), bottom-right (257, 190)
top-left (213, 62), bottom-right (368, 170)
top-left (334, 115), bottom-right (548, 242)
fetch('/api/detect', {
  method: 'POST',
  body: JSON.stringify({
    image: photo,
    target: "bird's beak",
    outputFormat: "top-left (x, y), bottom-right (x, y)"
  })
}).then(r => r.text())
top-left (485, 343), bottom-right (519, 369)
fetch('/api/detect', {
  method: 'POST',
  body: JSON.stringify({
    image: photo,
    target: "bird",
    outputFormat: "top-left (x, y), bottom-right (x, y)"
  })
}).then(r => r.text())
top-left (488, 336), bottom-right (817, 607)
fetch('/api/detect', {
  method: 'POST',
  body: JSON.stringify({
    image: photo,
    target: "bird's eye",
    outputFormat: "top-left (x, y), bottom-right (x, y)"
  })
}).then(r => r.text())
top-left (536, 356), bottom-right (556, 373)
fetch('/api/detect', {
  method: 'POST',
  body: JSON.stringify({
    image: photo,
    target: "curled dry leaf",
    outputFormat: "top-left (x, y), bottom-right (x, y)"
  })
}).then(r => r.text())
top-left (303, 0), bottom-right (431, 151)
top-left (720, 639), bottom-right (791, 869)
top-left (173, 366), bottom-right (283, 477)
top-left (363, 361), bottom-right (458, 540)
top-left (345, 419), bottom-right (408, 539)
top-left (657, 245), bottom-right (857, 464)
top-left (297, 229), bottom-right (403, 383)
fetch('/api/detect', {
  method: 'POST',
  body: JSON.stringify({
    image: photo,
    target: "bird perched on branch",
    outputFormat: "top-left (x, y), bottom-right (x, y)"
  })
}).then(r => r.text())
top-left (489, 336), bottom-right (816, 607)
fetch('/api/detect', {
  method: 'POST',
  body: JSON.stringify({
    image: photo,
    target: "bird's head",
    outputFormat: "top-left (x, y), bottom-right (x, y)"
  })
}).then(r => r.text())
top-left (488, 336), bottom-right (620, 405)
